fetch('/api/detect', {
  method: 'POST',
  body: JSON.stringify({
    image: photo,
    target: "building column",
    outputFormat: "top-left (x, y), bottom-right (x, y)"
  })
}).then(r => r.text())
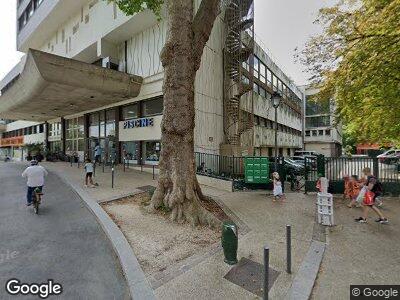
top-left (44, 122), bottom-right (50, 156)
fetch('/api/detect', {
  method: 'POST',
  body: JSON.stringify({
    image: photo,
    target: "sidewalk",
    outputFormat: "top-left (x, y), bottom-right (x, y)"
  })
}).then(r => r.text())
top-left (42, 161), bottom-right (317, 299)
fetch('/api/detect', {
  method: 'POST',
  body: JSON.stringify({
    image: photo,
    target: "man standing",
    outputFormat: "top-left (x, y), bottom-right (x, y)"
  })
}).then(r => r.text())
top-left (94, 143), bottom-right (102, 165)
top-left (22, 160), bottom-right (48, 206)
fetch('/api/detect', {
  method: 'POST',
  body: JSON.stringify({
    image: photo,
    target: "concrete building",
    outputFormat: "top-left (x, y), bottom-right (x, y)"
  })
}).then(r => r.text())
top-left (0, 0), bottom-right (304, 163)
top-left (303, 86), bottom-right (342, 157)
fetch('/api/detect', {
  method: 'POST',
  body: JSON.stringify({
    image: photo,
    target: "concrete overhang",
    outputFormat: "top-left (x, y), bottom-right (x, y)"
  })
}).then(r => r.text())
top-left (0, 49), bottom-right (142, 122)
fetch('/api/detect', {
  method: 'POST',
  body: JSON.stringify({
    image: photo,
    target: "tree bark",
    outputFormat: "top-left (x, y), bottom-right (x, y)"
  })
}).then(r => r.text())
top-left (149, 0), bottom-right (221, 227)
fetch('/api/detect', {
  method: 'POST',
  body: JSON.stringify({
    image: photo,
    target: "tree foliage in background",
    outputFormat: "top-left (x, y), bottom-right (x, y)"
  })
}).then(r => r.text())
top-left (299, 0), bottom-right (400, 146)
top-left (107, 0), bottom-right (222, 226)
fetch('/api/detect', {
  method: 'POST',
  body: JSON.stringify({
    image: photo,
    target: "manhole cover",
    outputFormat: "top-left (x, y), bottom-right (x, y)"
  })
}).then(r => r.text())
top-left (224, 257), bottom-right (279, 297)
top-left (137, 185), bottom-right (156, 193)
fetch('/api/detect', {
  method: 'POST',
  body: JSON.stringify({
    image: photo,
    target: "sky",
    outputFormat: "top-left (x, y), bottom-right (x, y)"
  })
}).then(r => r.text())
top-left (0, 0), bottom-right (336, 86)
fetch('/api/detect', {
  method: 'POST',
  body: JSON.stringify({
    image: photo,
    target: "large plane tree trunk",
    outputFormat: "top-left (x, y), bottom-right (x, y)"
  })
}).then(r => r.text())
top-left (149, 0), bottom-right (221, 226)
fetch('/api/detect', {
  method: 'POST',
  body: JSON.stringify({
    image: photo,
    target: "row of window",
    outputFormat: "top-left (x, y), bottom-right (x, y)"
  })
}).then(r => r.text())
top-left (121, 97), bottom-right (163, 120)
top-left (2, 124), bottom-right (44, 138)
top-left (252, 82), bottom-right (302, 120)
top-left (305, 129), bottom-right (331, 137)
top-left (18, 0), bottom-right (44, 32)
top-left (243, 55), bottom-right (302, 107)
top-left (254, 116), bottom-right (302, 136)
top-left (305, 96), bottom-right (330, 115)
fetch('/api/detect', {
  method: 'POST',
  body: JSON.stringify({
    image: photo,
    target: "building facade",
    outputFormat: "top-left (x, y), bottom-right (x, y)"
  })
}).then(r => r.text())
top-left (0, 0), bottom-right (304, 163)
top-left (303, 86), bottom-right (342, 157)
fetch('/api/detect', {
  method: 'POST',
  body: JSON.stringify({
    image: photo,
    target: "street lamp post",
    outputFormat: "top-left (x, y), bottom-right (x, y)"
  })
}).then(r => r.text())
top-left (272, 92), bottom-right (282, 171)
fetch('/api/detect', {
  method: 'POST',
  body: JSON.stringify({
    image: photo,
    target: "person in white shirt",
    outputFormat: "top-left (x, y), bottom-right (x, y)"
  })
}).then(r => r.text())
top-left (22, 160), bottom-right (48, 206)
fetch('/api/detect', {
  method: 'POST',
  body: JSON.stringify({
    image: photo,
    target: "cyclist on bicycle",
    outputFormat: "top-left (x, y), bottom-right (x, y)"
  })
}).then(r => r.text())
top-left (22, 160), bottom-right (48, 206)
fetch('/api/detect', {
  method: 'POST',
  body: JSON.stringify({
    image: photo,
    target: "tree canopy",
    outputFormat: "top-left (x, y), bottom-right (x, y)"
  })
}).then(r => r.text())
top-left (299, 0), bottom-right (400, 146)
top-left (108, 0), bottom-right (164, 18)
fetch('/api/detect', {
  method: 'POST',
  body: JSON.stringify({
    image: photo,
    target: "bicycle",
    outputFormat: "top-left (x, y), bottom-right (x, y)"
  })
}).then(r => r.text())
top-left (32, 187), bottom-right (43, 214)
top-left (289, 174), bottom-right (305, 192)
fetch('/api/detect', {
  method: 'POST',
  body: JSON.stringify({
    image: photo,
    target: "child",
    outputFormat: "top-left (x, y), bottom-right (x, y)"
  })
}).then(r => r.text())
top-left (272, 172), bottom-right (285, 202)
top-left (84, 158), bottom-right (95, 187)
top-left (355, 171), bottom-right (388, 224)
top-left (347, 175), bottom-right (361, 208)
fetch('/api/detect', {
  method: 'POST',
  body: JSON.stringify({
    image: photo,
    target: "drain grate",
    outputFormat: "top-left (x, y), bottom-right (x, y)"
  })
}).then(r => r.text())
top-left (224, 257), bottom-right (280, 297)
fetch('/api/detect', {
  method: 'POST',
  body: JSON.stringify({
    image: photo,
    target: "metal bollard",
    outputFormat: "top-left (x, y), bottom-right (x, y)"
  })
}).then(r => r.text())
top-left (141, 159), bottom-right (143, 172)
top-left (93, 163), bottom-right (96, 178)
top-left (77, 160), bottom-right (80, 168)
top-left (286, 225), bottom-right (292, 274)
top-left (152, 165), bottom-right (155, 180)
top-left (264, 246), bottom-right (269, 300)
top-left (123, 159), bottom-right (126, 172)
top-left (102, 161), bottom-right (105, 173)
top-left (70, 157), bottom-right (72, 167)
top-left (111, 167), bottom-right (115, 189)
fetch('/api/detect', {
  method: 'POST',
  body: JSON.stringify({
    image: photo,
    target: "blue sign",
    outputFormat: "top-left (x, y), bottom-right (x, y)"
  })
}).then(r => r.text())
top-left (123, 117), bottom-right (154, 129)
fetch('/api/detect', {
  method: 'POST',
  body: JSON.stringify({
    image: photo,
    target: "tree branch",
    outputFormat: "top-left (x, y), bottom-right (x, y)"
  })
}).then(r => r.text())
top-left (192, 0), bottom-right (221, 71)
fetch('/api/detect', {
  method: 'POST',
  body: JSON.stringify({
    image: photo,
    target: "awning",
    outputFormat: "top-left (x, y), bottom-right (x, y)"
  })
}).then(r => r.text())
top-left (0, 49), bottom-right (143, 121)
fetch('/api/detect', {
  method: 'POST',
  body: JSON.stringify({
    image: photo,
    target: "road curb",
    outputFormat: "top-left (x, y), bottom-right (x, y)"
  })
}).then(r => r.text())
top-left (50, 169), bottom-right (156, 300)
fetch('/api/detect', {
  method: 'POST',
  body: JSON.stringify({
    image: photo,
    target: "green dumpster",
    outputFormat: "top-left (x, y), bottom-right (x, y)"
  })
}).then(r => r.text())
top-left (244, 157), bottom-right (270, 184)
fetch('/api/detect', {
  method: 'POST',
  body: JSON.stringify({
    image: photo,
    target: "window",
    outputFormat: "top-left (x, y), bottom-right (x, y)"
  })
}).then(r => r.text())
top-left (66, 117), bottom-right (85, 152)
top-left (253, 56), bottom-right (259, 78)
top-left (144, 141), bottom-right (161, 162)
top-left (142, 97), bottom-right (163, 116)
top-left (266, 69), bottom-right (272, 87)
top-left (325, 129), bottom-right (331, 136)
top-left (89, 113), bottom-right (99, 138)
top-left (106, 109), bottom-right (116, 137)
top-left (260, 63), bottom-right (266, 83)
top-left (259, 86), bottom-right (266, 98)
top-left (121, 141), bottom-right (140, 161)
top-left (272, 75), bottom-right (278, 90)
top-left (319, 130), bottom-right (323, 135)
top-left (306, 116), bottom-right (331, 128)
top-left (312, 130), bottom-right (317, 136)
top-left (122, 103), bottom-right (139, 120)
top-left (253, 82), bottom-right (259, 94)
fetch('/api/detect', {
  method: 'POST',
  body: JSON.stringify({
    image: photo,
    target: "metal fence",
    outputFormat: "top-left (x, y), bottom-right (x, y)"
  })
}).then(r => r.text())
top-left (195, 152), bottom-right (245, 179)
top-left (305, 156), bottom-right (400, 195)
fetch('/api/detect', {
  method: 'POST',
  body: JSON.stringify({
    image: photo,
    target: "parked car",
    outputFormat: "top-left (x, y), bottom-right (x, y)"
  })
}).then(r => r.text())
top-left (294, 150), bottom-right (319, 157)
top-left (291, 155), bottom-right (317, 169)
top-left (383, 152), bottom-right (400, 165)
top-left (268, 157), bottom-right (305, 176)
top-left (377, 149), bottom-right (400, 164)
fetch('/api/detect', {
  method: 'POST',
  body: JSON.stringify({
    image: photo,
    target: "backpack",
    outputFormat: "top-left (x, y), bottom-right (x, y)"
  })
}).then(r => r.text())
top-left (373, 180), bottom-right (383, 193)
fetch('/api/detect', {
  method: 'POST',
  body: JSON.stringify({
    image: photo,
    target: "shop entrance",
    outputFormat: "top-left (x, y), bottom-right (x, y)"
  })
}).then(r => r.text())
top-left (87, 109), bottom-right (118, 164)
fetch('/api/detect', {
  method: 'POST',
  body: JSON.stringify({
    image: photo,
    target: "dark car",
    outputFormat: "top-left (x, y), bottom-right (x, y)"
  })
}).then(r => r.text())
top-left (268, 157), bottom-right (305, 176)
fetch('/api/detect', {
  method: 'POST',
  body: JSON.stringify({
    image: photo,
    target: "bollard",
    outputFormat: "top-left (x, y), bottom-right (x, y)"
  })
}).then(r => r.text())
top-left (152, 165), bottom-right (155, 180)
top-left (141, 159), bottom-right (143, 172)
top-left (111, 167), bottom-right (115, 189)
top-left (70, 157), bottom-right (72, 167)
top-left (123, 159), bottom-right (126, 172)
top-left (93, 163), bottom-right (96, 178)
top-left (77, 160), bottom-right (80, 168)
top-left (102, 161), bottom-right (105, 173)
top-left (286, 225), bottom-right (292, 274)
top-left (264, 246), bottom-right (269, 300)
top-left (221, 221), bottom-right (238, 265)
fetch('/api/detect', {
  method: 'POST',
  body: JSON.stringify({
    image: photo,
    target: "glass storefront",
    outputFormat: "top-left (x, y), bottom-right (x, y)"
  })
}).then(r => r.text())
top-left (121, 141), bottom-right (140, 162)
top-left (88, 109), bottom-right (117, 163)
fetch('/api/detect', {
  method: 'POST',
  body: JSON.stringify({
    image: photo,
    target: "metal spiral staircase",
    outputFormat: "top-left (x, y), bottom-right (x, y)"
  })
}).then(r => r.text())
top-left (223, 0), bottom-right (255, 146)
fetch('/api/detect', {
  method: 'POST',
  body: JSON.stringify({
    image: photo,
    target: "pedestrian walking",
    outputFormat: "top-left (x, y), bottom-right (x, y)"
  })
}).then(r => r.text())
top-left (347, 175), bottom-right (361, 208)
top-left (355, 169), bottom-right (388, 224)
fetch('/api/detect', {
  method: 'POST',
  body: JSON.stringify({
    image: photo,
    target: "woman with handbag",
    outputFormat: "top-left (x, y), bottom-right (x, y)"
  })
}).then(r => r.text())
top-left (354, 175), bottom-right (388, 224)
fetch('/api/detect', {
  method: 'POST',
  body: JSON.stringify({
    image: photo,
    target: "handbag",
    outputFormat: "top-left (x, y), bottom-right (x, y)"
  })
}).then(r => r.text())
top-left (363, 190), bottom-right (375, 206)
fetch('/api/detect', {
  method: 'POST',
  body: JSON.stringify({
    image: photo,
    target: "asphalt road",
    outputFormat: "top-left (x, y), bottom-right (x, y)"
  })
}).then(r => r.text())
top-left (0, 162), bottom-right (129, 299)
